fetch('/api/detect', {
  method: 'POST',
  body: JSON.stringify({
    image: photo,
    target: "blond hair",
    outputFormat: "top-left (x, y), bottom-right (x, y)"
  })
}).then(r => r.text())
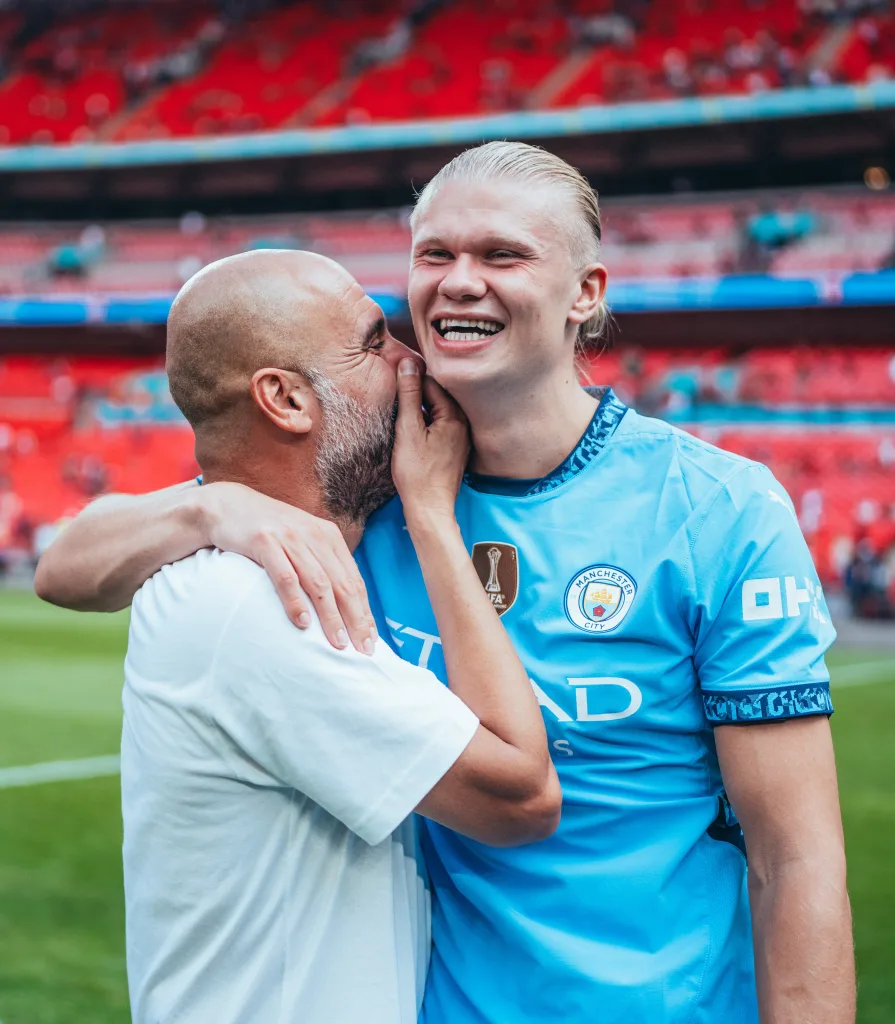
top-left (411, 141), bottom-right (611, 355)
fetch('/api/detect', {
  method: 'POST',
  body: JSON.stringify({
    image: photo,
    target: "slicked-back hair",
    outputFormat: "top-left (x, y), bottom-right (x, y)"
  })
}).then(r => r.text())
top-left (411, 141), bottom-right (611, 355)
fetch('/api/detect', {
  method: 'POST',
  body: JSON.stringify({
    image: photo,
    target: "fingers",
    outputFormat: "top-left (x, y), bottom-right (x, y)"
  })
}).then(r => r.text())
top-left (255, 539), bottom-right (314, 631)
top-left (396, 358), bottom-right (424, 432)
top-left (308, 524), bottom-right (377, 655)
top-left (257, 528), bottom-right (376, 655)
top-left (421, 375), bottom-right (466, 425)
top-left (291, 545), bottom-right (353, 651)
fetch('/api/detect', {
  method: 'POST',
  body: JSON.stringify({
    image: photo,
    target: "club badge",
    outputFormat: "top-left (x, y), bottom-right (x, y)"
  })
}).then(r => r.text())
top-left (564, 564), bottom-right (637, 634)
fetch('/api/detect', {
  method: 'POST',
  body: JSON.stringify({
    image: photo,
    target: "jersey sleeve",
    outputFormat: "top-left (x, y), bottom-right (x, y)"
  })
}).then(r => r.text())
top-left (688, 463), bottom-right (836, 726)
top-left (212, 573), bottom-right (478, 846)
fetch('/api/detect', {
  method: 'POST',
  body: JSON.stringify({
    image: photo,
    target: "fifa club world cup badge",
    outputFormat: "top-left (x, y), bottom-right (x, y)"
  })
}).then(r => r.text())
top-left (472, 542), bottom-right (519, 617)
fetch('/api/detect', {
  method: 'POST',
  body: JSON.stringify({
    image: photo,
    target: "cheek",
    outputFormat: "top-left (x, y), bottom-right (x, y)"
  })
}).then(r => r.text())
top-left (345, 358), bottom-right (398, 409)
top-left (415, 333), bottom-right (439, 365)
top-left (372, 359), bottom-right (398, 406)
top-left (494, 278), bottom-right (540, 326)
top-left (407, 266), bottom-right (425, 299)
top-left (407, 267), bottom-right (433, 306)
top-left (530, 274), bottom-right (578, 326)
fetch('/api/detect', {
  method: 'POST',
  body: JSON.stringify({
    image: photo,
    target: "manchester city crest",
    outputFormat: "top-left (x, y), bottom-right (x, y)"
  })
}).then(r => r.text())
top-left (564, 564), bottom-right (637, 634)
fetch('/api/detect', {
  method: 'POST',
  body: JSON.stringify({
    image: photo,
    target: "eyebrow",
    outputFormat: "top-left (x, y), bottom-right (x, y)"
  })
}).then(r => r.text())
top-left (413, 233), bottom-right (539, 253)
top-left (412, 235), bottom-right (444, 251)
top-left (363, 314), bottom-right (386, 347)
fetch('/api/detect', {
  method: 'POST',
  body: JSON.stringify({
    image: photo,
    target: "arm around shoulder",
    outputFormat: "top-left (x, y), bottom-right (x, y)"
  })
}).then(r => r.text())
top-left (212, 568), bottom-right (559, 849)
top-left (34, 479), bottom-right (377, 653)
top-left (35, 482), bottom-right (206, 612)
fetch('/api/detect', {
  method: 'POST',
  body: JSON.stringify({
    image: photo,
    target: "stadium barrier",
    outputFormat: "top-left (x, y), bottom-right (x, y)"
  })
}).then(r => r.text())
top-left (0, 81), bottom-right (894, 173)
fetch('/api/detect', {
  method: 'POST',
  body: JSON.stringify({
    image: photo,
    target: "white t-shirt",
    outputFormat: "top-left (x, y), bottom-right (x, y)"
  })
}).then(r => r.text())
top-left (121, 548), bottom-right (478, 1024)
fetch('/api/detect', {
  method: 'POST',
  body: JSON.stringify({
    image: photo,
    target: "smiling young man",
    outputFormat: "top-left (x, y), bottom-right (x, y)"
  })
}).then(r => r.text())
top-left (36, 143), bottom-right (854, 1024)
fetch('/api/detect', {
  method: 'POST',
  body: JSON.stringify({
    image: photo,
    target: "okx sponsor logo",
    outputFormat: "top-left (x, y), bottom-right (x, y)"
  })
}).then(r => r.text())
top-left (742, 575), bottom-right (828, 624)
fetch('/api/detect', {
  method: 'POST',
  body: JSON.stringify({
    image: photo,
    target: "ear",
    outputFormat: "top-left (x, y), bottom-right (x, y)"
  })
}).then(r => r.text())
top-left (568, 262), bottom-right (608, 326)
top-left (249, 368), bottom-right (315, 435)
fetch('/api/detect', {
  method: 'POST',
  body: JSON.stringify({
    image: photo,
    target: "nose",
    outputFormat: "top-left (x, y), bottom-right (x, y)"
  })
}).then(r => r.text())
top-left (381, 334), bottom-right (426, 375)
top-left (438, 254), bottom-right (487, 301)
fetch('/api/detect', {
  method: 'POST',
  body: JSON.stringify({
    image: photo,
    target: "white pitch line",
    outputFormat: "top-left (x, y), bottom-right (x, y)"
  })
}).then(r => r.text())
top-left (0, 754), bottom-right (120, 790)
top-left (832, 658), bottom-right (895, 689)
top-left (0, 659), bottom-right (890, 791)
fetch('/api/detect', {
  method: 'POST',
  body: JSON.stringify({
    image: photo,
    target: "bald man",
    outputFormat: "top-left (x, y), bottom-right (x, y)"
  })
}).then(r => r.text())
top-left (121, 250), bottom-right (559, 1024)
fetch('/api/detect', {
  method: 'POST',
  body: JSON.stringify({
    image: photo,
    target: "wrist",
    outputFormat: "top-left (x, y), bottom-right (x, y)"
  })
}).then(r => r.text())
top-left (181, 481), bottom-right (216, 548)
top-left (404, 503), bottom-right (460, 538)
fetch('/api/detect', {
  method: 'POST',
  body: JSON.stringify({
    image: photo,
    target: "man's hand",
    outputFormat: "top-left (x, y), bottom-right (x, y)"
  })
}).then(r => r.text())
top-left (35, 481), bottom-right (377, 654)
top-left (199, 481), bottom-right (377, 652)
top-left (391, 359), bottom-right (470, 521)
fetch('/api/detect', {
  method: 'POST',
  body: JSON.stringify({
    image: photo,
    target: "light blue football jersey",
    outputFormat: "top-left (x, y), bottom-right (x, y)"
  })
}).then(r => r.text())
top-left (356, 387), bottom-right (836, 1024)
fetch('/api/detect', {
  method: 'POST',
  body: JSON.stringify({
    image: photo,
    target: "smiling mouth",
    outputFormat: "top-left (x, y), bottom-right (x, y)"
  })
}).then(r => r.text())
top-left (433, 318), bottom-right (505, 342)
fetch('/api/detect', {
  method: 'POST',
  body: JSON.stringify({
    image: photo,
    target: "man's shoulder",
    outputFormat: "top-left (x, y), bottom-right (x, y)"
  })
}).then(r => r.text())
top-left (614, 408), bottom-right (770, 509)
top-left (138, 547), bottom-right (267, 601)
top-left (127, 548), bottom-right (307, 691)
top-left (131, 549), bottom-right (274, 644)
top-left (619, 409), bottom-right (756, 473)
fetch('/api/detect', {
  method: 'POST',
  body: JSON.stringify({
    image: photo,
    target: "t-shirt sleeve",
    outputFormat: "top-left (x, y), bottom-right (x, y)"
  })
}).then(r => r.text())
top-left (212, 572), bottom-right (479, 846)
top-left (688, 463), bottom-right (836, 726)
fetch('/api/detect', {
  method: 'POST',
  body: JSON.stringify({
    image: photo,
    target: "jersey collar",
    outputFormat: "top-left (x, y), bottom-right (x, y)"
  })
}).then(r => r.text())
top-left (463, 386), bottom-right (628, 498)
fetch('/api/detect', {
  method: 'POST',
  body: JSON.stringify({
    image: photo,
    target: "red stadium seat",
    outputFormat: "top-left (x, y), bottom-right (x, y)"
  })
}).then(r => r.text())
top-left (0, 0), bottom-right (890, 141)
top-left (2, 349), bottom-right (892, 588)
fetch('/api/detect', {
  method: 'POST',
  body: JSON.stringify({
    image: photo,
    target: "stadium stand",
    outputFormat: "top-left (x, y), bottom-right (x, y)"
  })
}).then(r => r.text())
top-left (0, 354), bottom-right (195, 551)
top-left (0, 2), bottom-right (222, 144)
top-left (1, 347), bottom-right (894, 596)
top-left (114, 2), bottom-right (394, 140)
top-left (0, 0), bottom-right (892, 142)
top-left (2, 186), bottom-right (893, 588)
top-left (1, 186), bottom-right (894, 297)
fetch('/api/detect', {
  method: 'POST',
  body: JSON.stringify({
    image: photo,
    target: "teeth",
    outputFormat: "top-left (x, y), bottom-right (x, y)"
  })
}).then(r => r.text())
top-left (437, 318), bottom-right (502, 333)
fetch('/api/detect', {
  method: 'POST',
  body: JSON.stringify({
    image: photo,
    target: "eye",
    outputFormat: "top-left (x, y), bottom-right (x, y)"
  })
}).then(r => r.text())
top-left (488, 250), bottom-right (519, 260)
top-left (421, 248), bottom-right (452, 261)
top-left (367, 337), bottom-right (387, 353)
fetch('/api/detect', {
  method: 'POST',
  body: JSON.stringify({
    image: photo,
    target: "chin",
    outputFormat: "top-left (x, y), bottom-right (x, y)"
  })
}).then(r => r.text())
top-left (427, 355), bottom-right (507, 397)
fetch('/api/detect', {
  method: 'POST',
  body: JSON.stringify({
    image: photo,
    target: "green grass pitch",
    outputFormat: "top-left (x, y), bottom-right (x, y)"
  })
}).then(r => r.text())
top-left (0, 588), bottom-right (893, 1023)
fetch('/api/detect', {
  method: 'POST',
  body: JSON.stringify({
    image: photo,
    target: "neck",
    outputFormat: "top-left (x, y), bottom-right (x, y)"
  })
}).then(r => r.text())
top-left (201, 448), bottom-right (363, 553)
top-left (461, 369), bottom-right (599, 479)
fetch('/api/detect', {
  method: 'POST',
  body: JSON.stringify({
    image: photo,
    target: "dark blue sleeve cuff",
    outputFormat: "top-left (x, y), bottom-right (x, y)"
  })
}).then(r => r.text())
top-left (702, 681), bottom-right (833, 725)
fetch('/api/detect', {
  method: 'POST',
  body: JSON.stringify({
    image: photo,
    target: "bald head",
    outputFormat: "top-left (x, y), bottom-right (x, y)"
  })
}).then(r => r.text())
top-left (166, 249), bottom-right (356, 432)
top-left (168, 248), bottom-right (407, 528)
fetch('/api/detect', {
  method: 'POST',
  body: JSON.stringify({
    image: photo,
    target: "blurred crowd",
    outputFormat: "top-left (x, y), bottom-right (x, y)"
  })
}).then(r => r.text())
top-left (2, 183), bottom-right (893, 301)
top-left (845, 538), bottom-right (894, 618)
top-left (0, 0), bottom-right (893, 143)
top-left (1, 347), bottom-right (894, 623)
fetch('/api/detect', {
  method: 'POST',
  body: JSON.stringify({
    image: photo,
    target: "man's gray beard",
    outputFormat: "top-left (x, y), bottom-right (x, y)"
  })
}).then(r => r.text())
top-left (306, 370), bottom-right (397, 528)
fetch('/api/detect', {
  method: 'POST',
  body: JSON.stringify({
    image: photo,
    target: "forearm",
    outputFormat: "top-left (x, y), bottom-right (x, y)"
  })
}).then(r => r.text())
top-left (749, 858), bottom-right (854, 1024)
top-left (405, 508), bottom-right (549, 782)
top-left (35, 482), bottom-right (207, 612)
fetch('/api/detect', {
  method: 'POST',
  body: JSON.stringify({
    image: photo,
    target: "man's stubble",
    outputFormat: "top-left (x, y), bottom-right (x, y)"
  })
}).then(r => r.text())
top-left (306, 370), bottom-right (398, 529)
